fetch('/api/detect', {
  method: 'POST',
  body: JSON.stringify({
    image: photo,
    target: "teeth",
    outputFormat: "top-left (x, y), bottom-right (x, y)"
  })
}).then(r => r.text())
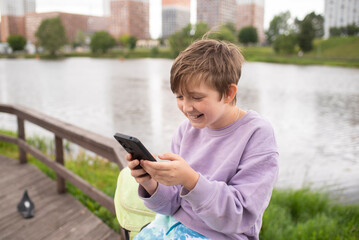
top-left (188, 114), bottom-right (202, 119)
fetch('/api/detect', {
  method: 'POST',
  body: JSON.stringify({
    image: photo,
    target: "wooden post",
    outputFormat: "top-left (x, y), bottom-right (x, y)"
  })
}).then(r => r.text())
top-left (17, 117), bottom-right (27, 164)
top-left (55, 135), bottom-right (66, 194)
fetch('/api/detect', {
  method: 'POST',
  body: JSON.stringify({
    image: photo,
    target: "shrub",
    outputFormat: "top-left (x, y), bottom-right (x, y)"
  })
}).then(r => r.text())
top-left (238, 26), bottom-right (258, 44)
top-left (273, 34), bottom-right (297, 54)
top-left (90, 31), bottom-right (116, 53)
top-left (7, 34), bottom-right (27, 51)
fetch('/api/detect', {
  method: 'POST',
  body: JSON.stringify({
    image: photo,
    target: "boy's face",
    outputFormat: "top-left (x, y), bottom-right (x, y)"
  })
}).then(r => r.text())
top-left (176, 82), bottom-right (232, 129)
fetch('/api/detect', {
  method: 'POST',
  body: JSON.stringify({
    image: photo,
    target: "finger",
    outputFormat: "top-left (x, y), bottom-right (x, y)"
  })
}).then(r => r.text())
top-left (158, 152), bottom-right (181, 161)
top-left (128, 159), bottom-right (140, 170)
top-left (141, 160), bottom-right (171, 171)
top-left (140, 161), bottom-right (172, 177)
top-left (136, 174), bottom-right (152, 184)
top-left (131, 168), bottom-right (149, 178)
top-left (125, 153), bottom-right (132, 161)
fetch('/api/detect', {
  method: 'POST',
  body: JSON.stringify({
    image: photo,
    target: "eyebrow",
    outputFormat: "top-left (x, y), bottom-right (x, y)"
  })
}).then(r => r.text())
top-left (187, 91), bottom-right (206, 95)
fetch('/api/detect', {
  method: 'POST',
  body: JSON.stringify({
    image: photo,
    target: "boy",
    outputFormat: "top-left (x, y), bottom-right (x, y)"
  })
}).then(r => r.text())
top-left (127, 39), bottom-right (278, 239)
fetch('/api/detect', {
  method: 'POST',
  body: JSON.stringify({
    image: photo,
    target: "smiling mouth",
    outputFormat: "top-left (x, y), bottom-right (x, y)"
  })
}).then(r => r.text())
top-left (188, 113), bottom-right (204, 119)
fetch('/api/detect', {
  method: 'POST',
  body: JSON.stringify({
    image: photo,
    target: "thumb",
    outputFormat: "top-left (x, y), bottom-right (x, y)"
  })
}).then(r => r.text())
top-left (158, 152), bottom-right (181, 161)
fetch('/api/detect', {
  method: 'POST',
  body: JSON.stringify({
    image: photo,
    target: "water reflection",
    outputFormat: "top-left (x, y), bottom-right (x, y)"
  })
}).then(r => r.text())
top-left (0, 58), bottom-right (358, 202)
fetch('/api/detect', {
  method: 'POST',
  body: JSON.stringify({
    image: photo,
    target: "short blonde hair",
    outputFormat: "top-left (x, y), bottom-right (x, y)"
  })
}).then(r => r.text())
top-left (170, 39), bottom-right (245, 104)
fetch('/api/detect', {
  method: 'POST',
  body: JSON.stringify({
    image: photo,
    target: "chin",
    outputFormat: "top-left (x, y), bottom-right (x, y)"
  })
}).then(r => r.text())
top-left (189, 122), bottom-right (206, 129)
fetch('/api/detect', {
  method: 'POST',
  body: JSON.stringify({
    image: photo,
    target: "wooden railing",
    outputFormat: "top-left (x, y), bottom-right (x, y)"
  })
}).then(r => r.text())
top-left (0, 103), bottom-right (127, 216)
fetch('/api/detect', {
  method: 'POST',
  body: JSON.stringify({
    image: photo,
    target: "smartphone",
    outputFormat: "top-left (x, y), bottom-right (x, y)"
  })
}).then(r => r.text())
top-left (114, 133), bottom-right (157, 162)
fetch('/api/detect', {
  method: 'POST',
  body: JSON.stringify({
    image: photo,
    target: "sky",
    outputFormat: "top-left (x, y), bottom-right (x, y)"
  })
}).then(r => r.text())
top-left (35, 0), bottom-right (324, 39)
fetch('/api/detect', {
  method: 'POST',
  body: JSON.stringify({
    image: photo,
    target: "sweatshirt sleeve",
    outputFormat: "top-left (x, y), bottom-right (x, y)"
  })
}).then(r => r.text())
top-left (181, 124), bottom-right (279, 234)
top-left (137, 121), bottom-right (187, 216)
top-left (138, 184), bottom-right (182, 216)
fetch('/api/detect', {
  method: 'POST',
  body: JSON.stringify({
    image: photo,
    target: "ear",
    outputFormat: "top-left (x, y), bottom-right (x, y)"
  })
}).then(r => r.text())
top-left (224, 84), bottom-right (238, 103)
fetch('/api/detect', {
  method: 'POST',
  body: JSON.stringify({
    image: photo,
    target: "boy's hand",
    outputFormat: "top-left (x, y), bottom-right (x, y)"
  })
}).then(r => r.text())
top-left (126, 153), bottom-right (158, 195)
top-left (140, 153), bottom-right (199, 191)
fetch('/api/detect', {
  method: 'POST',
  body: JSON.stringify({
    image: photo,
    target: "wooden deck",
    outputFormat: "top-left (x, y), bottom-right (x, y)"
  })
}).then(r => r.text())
top-left (0, 154), bottom-right (121, 240)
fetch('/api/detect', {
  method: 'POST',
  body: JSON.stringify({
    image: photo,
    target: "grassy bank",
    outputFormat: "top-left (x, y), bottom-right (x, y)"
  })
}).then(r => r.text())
top-left (0, 129), bottom-right (358, 238)
top-left (241, 36), bottom-right (359, 68)
top-left (1, 37), bottom-right (358, 68)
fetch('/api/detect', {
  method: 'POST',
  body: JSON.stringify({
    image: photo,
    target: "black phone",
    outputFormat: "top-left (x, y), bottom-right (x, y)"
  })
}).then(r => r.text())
top-left (114, 133), bottom-right (157, 162)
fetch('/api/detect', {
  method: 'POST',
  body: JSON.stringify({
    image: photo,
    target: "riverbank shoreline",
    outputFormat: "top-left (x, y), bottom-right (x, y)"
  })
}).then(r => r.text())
top-left (1, 47), bottom-right (358, 68)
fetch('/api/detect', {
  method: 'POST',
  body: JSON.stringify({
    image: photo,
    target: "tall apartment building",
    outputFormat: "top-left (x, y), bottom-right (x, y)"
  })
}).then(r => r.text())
top-left (162, 0), bottom-right (191, 38)
top-left (0, 0), bottom-right (36, 42)
top-left (197, 0), bottom-right (236, 30)
top-left (109, 0), bottom-right (150, 40)
top-left (324, 0), bottom-right (359, 38)
top-left (236, 0), bottom-right (265, 43)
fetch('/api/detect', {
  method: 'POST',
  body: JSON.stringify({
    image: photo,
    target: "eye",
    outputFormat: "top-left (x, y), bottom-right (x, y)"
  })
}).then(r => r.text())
top-left (192, 96), bottom-right (203, 101)
top-left (176, 95), bottom-right (183, 100)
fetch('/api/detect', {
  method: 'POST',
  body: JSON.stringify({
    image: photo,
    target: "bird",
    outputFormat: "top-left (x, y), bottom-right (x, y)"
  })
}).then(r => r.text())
top-left (17, 190), bottom-right (35, 219)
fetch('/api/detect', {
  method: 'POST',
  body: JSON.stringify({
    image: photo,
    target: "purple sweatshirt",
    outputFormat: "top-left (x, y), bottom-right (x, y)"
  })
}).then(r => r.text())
top-left (139, 110), bottom-right (279, 239)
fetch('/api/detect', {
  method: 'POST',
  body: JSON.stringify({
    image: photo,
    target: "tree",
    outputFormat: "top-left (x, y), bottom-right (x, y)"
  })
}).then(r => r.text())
top-left (295, 12), bottom-right (324, 38)
top-left (7, 34), bottom-right (27, 51)
top-left (297, 18), bottom-right (315, 52)
top-left (119, 34), bottom-right (137, 50)
top-left (265, 11), bottom-right (291, 44)
top-left (168, 22), bottom-right (210, 57)
top-left (208, 24), bottom-right (237, 43)
top-left (35, 17), bottom-right (67, 56)
top-left (347, 23), bottom-right (359, 36)
top-left (308, 12), bottom-right (324, 38)
top-left (329, 27), bottom-right (342, 37)
top-left (273, 34), bottom-right (297, 54)
top-left (238, 26), bottom-right (258, 44)
top-left (295, 13), bottom-right (320, 52)
top-left (329, 24), bottom-right (359, 37)
top-left (90, 31), bottom-right (116, 53)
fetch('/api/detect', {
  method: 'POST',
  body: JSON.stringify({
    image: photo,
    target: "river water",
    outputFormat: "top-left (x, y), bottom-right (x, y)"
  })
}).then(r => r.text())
top-left (0, 58), bottom-right (358, 203)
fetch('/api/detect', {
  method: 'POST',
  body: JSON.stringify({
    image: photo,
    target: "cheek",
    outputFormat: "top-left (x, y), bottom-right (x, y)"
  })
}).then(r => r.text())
top-left (176, 100), bottom-right (183, 111)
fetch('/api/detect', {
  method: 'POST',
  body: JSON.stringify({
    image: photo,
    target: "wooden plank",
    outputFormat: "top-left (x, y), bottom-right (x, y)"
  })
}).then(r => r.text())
top-left (0, 166), bottom-right (35, 189)
top-left (0, 104), bottom-right (16, 114)
top-left (0, 133), bottom-right (18, 144)
top-left (62, 214), bottom-right (106, 239)
top-left (43, 207), bottom-right (95, 240)
top-left (80, 221), bottom-right (121, 240)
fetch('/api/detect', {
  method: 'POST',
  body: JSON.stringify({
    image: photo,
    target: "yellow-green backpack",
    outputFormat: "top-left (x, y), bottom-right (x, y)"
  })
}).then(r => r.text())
top-left (114, 167), bottom-right (156, 239)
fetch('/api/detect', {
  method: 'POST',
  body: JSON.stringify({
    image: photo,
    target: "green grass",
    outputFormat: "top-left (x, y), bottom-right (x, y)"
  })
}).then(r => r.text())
top-left (1, 128), bottom-right (359, 238)
top-left (261, 189), bottom-right (359, 239)
top-left (241, 37), bottom-right (359, 68)
top-left (310, 36), bottom-right (359, 59)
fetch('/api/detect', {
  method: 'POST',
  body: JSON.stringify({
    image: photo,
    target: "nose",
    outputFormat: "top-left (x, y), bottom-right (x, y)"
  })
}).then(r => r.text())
top-left (182, 98), bottom-right (193, 113)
